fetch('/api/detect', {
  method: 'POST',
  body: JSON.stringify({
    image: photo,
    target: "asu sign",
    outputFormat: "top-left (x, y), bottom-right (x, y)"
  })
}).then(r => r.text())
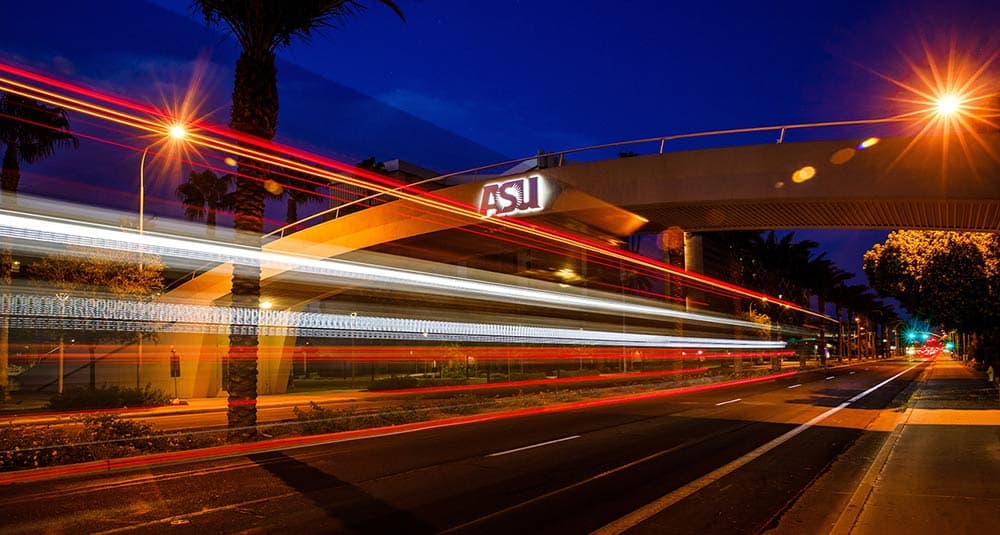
top-left (478, 175), bottom-right (550, 217)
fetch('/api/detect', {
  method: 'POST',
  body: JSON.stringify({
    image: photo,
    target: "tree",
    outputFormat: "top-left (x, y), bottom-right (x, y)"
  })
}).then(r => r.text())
top-left (28, 247), bottom-right (164, 391)
top-left (175, 169), bottom-right (235, 233)
top-left (270, 160), bottom-right (324, 226)
top-left (0, 92), bottom-right (79, 202)
top-left (749, 231), bottom-right (820, 307)
top-left (864, 231), bottom-right (999, 365)
top-left (196, 0), bottom-right (405, 439)
top-left (0, 92), bottom-right (79, 401)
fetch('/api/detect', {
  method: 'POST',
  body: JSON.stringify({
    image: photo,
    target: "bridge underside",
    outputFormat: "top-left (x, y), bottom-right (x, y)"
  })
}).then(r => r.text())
top-left (543, 132), bottom-right (1000, 232)
top-left (631, 198), bottom-right (1000, 232)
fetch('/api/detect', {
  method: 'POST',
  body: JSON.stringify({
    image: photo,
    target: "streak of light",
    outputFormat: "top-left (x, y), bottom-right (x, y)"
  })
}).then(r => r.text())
top-left (289, 348), bottom-right (795, 362)
top-left (0, 211), bottom-right (787, 335)
top-left (3, 291), bottom-right (784, 348)
top-left (0, 62), bottom-right (821, 318)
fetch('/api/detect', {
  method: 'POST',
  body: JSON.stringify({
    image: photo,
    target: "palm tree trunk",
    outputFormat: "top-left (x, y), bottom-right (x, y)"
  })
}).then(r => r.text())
top-left (818, 295), bottom-right (827, 366)
top-left (835, 304), bottom-right (844, 362)
top-left (286, 197), bottom-right (297, 226)
top-left (226, 49), bottom-right (278, 441)
top-left (1, 145), bottom-right (20, 195)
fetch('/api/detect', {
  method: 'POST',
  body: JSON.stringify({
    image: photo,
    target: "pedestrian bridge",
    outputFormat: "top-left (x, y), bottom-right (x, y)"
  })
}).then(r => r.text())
top-left (541, 132), bottom-right (999, 232)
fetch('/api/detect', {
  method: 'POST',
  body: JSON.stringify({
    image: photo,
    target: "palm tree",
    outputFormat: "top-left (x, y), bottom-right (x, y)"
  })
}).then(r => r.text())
top-left (747, 231), bottom-right (819, 305)
top-left (0, 92), bottom-right (79, 202)
top-left (834, 284), bottom-right (874, 359)
top-left (175, 169), bottom-right (234, 232)
top-left (196, 0), bottom-right (404, 439)
top-left (807, 260), bottom-right (853, 365)
top-left (0, 92), bottom-right (78, 401)
top-left (270, 161), bottom-right (324, 226)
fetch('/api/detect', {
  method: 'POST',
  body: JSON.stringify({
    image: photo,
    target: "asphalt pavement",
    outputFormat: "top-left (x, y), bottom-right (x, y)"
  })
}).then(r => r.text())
top-left (771, 356), bottom-right (1000, 535)
top-left (0, 360), bottom-right (938, 534)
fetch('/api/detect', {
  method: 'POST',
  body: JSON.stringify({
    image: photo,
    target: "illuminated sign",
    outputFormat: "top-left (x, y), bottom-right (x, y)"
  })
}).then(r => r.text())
top-left (478, 175), bottom-right (549, 217)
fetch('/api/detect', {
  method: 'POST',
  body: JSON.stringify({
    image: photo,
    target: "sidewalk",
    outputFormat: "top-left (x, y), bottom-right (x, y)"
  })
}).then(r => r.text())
top-left (772, 357), bottom-right (1000, 534)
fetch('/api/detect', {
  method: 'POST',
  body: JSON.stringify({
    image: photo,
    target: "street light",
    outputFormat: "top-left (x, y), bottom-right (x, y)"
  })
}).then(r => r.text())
top-left (136, 123), bottom-right (188, 388)
top-left (935, 95), bottom-right (963, 116)
top-left (139, 123), bottom-right (188, 235)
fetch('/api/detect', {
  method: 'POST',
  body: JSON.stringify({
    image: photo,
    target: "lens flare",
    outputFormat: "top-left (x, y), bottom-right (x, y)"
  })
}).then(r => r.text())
top-left (862, 39), bottom-right (1000, 173)
top-left (791, 165), bottom-right (816, 183)
top-left (857, 137), bottom-right (880, 149)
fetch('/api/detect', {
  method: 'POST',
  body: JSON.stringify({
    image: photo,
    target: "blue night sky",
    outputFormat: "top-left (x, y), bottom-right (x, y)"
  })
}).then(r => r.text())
top-left (4, 0), bottom-right (998, 290)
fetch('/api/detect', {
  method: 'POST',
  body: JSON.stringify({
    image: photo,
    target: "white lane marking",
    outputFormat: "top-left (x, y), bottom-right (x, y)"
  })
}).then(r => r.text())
top-left (850, 371), bottom-right (856, 375)
top-left (826, 376), bottom-right (836, 380)
top-left (441, 426), bottom-right (743, 534)
top-left (715, 398), bottom-right (742, 406)
top-left (787, 384), bottom-right (802, 389)
top-left (487, 435), bottom-right (581, 457)
top-left (592, 363), bottom-right (921, 535)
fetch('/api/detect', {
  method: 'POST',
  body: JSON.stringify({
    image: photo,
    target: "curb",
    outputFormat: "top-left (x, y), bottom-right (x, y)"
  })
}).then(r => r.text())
top-left (828, 358), bottom-right (933, 535)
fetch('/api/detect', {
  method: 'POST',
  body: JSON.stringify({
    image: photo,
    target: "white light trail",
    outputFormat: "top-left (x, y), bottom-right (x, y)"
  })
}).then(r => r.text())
top-left (0, 210), bottom-right (774, 333)
top-left (3, 293), bottom-right (784, 349)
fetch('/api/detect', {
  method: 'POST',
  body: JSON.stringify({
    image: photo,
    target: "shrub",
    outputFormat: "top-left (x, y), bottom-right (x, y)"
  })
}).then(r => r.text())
top-left (291, 401), bottom-right (429, 435)
top-left (292, 402), bottom-right (356, 434)
top-left (76, 414), bottom-right (162, 460)
top-left (0, 423), bottom-right (72, 471)
top-left (438, 393), bottom-right (489, 415)
top-left (367, 376), bottom-right (419, 391)
top-left (0, 414), bottom-right (226, 472)
top-left (0, 415), bottom-right (159, 471)
top-left (46, 384), bottom-right (171, 410)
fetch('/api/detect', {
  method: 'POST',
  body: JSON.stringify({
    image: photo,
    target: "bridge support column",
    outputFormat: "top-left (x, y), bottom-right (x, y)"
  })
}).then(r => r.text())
top-left (660, 227), bottom-right (685, 370)
top-left (660, 227), bottom-right (685, 304)
top-left (683, 232), bottom-right (704, 311)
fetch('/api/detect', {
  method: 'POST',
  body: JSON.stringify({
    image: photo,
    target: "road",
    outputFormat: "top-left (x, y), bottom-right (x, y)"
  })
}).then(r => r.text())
top-left (0, 360), bottom-right (924, 534)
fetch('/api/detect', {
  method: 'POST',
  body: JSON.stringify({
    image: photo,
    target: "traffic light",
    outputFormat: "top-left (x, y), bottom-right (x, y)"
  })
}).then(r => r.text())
top-left (945, 341), bottom-right (955, 351)
top-left (906, 331), bottom-right (917, 342)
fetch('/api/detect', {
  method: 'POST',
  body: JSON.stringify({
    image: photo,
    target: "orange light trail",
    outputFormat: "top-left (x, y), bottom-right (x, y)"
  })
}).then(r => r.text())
top-left (0, 62), bottom-right (822, 319)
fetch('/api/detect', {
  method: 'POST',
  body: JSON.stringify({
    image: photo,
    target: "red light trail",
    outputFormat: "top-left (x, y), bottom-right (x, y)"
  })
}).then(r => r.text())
top-left (0, 61), bottom-right (824, 319)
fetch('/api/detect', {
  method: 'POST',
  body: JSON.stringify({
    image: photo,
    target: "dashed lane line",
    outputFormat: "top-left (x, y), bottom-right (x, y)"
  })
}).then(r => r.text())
top-left (487, 435), bottom-right (581, 457)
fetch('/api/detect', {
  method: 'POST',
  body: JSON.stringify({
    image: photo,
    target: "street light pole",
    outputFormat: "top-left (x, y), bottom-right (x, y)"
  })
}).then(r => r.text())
top-left (139, 145), bottom-right (150, 238)
top-left (55, 292), bottom-right (68, 394)
top-left (136, 124), bottom-right (188, 388)
top-left (136, 145), bottom-right (152, 388)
